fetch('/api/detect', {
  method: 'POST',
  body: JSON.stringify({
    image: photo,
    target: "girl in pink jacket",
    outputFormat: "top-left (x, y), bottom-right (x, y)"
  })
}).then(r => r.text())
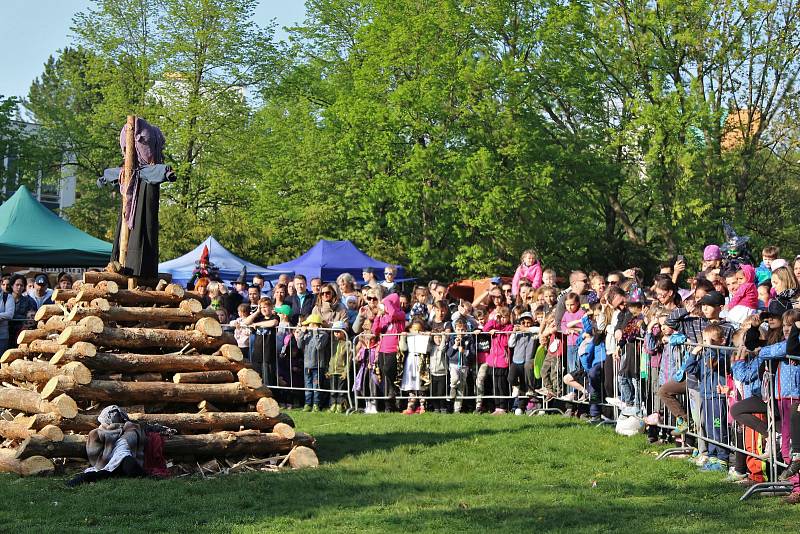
top-left (482, 306), bottom-right (514, 415)
top-left (512, 249), bottom-right (543, 296)
top-left (371, 293), bottom-right (406, 412)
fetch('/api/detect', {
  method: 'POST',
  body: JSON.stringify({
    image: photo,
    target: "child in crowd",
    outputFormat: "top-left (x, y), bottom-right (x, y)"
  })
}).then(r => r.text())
top-left (345, 295), bottom-right (359, 326)
top-left (482, 306), bottom-right (514, 415)
top-left (508, 312), bottom-right (539, 415)
top-left (354, 319), bottom-right (382, 414)
top-left (230, 303), bottom-right (251, 360)
top-left (686, 324), bottom-right (730, 472)
top-left (428, 328), bottom-right (449, 413)
top-left (512, 249), bottom-right (543, 296)
top-left (542, 269), bottom-right (557, 288)
top-left (447, 318), bottom-right (475, 414)
top-left (400, 318), bottom-right (430, 414)
top-left (473, 308), bottom-right (492, 413)
top-left (327, 321), bottom-right (350, 413)
top-left (560, 293), bottom-right (585, 393)
top-left (296, 313), bottom-right (330, 412)
top-left (755, 245), bottom-right (779, 285)
top-left (536, 313), bottom-right (560, 399)
top-left (539, 286), bottom-right (558, 312)
top-left (451, 299), bottom-right (479, 331)
top-left (429, 300), bottom-right (451, 331)
top-left (410, 285), bottom-right (431, 321)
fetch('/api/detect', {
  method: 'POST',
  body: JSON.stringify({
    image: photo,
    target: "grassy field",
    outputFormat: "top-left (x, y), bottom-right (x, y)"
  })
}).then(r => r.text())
top-left (0, 412), bottom-right (796, 533)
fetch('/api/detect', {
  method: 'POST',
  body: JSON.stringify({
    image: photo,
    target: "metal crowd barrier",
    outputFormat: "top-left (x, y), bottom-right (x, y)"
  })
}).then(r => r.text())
top-left (637, 337), bottom-right (796, 500)
top-left (247, 325), bottom-right (355, 413)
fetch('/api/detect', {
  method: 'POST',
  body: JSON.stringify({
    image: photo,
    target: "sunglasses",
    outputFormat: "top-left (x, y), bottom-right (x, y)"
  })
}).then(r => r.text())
top-left (606, 280), bottom-right (618, 284)
top-left (321, 292), bottom-right (332, 296)
top-left (491, 294), bottom-right (503, 299)
top-left (367, 297), bottom-right (378, 301)
top-left (503, 288), bottom-right (512, 293)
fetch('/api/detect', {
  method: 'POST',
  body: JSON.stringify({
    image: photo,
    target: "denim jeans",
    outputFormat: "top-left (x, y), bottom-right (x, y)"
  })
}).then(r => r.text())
top-left (304, 368), bottom-right (321, 407)
top-left (618, 376), bottom-right (635, 405)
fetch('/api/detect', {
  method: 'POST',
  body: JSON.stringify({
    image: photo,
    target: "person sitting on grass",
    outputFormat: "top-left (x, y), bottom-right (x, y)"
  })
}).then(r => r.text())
top-left (296, 313), bottom-right (330, 413)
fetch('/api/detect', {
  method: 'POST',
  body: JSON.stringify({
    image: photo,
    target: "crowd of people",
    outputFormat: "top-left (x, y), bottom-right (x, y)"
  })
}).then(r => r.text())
top-left (5, 231), bottom-right (800, 502)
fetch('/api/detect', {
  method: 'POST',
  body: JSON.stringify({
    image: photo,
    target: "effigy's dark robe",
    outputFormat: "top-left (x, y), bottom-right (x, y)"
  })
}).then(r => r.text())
top-left (111, 182), bottom-right (160, 278)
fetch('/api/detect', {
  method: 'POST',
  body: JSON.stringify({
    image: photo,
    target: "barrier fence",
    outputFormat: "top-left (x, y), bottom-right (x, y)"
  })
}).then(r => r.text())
top-left (241, 324), bottom-right (798, 500)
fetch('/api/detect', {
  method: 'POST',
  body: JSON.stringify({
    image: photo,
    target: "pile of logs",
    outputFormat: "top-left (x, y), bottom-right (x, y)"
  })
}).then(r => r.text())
top-left (0, 272), bottom-right (317, 476)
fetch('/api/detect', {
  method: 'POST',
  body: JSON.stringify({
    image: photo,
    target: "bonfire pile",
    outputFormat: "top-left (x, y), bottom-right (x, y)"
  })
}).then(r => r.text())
top-left (0, 270), bottom-right (317, 476)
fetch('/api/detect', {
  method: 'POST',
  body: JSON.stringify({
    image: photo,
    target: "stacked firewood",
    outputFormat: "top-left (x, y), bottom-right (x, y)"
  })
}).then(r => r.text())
top-left (0, 272), bottom-right (317, 476)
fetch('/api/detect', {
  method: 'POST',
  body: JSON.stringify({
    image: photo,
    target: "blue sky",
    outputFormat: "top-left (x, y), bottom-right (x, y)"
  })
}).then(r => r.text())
top-left (0, 0), bottom-right (307, 100)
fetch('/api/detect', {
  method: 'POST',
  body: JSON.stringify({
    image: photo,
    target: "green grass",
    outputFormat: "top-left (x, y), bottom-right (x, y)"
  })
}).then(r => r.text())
top-left (0, 412), bottom-right (795, 533)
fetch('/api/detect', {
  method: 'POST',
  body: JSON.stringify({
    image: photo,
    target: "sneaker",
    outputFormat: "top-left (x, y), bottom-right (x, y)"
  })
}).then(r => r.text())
top-left (491, 408), bottom-right (507, 416)
top-left (780, 459), bottom-right (800, 481)
top-left (535, 387), bottom-right (549, 396)
top-left (474, 405), bottom-right (483, 414)
top-left (694, 453), bottom-right (709, 467)
top-left (558, 392), bottom-right (576, 402)
top-left (724, 469), bottom-right (748, 483)
top-left (576, 392), bottom-right (589, 403)
top-left (700, 459), bottom-right (728, 472)
top-left (605, 397), bottom-right (626, 409)
top-left (364, 402), bottom-right (377, 414)
top-left (579, 413), bottom-right (590, 421)
top-left (671, 417), bottom-right (689, 436)
top-left (417, 406), bottom-right (426, 414)
top-left (621, 406), bottom-right (640, 417)
top-left (302, 405), bottom-right (312, 412)
top-left (563, 408), bottom-right (574, 417)
top-left (588, 415), bottom-right (602, 424)
top-left (514, 408), bottom-right (523, 416)
top-left (312, 405), bottom-right (320, 413)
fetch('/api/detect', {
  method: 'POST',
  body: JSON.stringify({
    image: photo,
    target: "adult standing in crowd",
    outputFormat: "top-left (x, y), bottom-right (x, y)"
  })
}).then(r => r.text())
top-left (287, 274), bottom-right (316, 325)
top-left (8, 274), bottom-right (35, 348)
top-left (310, 277), bottom-right (323, 296)
top-left (336, 273), bottom-right (359, 305)
top-left (29, 274), bottom-right (53, 308)
top-left (0, 281), bottom-right (15, 353)
top-left (353, 286), bottom-right (382, 334)
top-left (269, 273), bottom-right (291, 298)
top-left (362, 267), bottom-right (379, 290)
top-left (312, 283), bottom-right (348, 327)
top-left (381, 266), bottom-right (399, 295)
top-left (554, 271), bottom-right (590, 328)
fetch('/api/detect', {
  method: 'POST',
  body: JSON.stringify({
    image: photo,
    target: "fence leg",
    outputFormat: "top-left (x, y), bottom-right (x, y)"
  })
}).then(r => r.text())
top-left (740, 481), bottom-right (793, 501)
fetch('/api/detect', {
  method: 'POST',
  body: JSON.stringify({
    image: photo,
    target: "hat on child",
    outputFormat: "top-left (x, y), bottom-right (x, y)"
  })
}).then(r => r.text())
top-left (34, 274), bottom-right (48, 285)
top-left (703, 245), bottom-right (722, 261)
top-left (274, 304), bottom-right (292, 316)
top-left (771, 258), bottom-right (788, 270)
top-left (332, 320), bottom-right (347, 330)
top-left (302, 313), bottom-right (324, 326)
top-left (697, 291), bottom-right (725, 307)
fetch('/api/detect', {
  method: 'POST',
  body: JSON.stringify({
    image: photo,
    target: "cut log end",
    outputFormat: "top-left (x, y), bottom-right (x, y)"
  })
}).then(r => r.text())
top-left (37, 424), bottom-right (64, 442)
top-left (288, 446), bottom-right (318, 469)
top-left (195, 317), bottom-right (222, 337)
top-left (271, 422), bottom-right (295, 440)
top-left (218, 344), bottom-right (243, 362)
top-left (237, 368), bottom-right (263, 389)
top-left (77, 315), bottom-right (105, 334)
top-left (48, 394), bottom-right (78, 419)
top-left (256, 397), bottom-right (280, 418)
top-left (0, 453), bottom-right (55, 476)
top-left (61, 361), bottom-right (92, 385)
top-left (165, 284), bottom-right (185, 298)
top-left (179, 299), bottom-right (203, 313)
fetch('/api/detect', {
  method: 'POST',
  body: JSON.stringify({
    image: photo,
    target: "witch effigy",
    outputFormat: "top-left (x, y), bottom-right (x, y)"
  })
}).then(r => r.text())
top-left (99, 117), bottom-right (177, 278)
top-left (187, 244), bottom-right (222, 290)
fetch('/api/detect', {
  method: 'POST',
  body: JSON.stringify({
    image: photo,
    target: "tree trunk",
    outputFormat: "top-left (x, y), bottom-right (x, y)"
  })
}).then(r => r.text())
top-left (127, 411), bottom-right (294, 432)
top-left (0, 450), bottom-right (54, 475)
top-left (16, 430), bottom-right (316, 460)
top-left (66, 301), bottom-right (213, 324)
top-left (173, 370), bottom-right (234, 384)
top-left (0, 359), bottom-right (91, 385)
top-left (50, 351), bottom-right (245, 373)
top-left (57, 326), bottom-right (234, 352)
top-left (47, 379), bottom-right (270, 405)
top-left (104, 285), bottom-right (188, 307)
top-left (0, 388), bottom-right (77, 418)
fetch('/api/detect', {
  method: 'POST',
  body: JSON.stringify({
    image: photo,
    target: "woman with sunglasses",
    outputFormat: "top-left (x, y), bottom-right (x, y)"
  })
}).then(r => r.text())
top-left (353, 287), bottom-right (383, 335)
top-left (312, 283), bottom-right (348, 328)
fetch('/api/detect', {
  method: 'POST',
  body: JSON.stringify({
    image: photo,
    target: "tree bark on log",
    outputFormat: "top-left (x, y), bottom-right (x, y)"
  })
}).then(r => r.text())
top-left (17, 329), bottom-right (49, 346)
top-left (57, 326), bottom-right (234, 352)
top-left (50, 379), bottom-right (270, 404)
top-left (0, 388), bottom-right (77, 418)
top-left (0, 419), bottom-right (36, 440)
top-left (104, 285), bottom-right (187, 307)
top-left (0, 359), bottom-right (91, 385)
top-left (51, 289), bottom-right (81, 303)
top-left (74, 281), bottom-right (119, 303)
top-left (173, 370), bottom-right (234, 384)
top-left (16, 431), bottom-right (316, 460)
top-left (128, 411), bottom-right (294, 432)
top-left (0, 450), bottom-right (54, 475)
top-left (34, 304), bottom-right (67, 322)
top-left (66, 302), bottom-right (214, 324)
top-left (27, 340), bottom-right (96, 357)
top-left (0, 348), bottom-right (29, 364)
top-left (22, 413), bottom-right (98, 433)
top-left (51, 351), bottom-right (245, 373)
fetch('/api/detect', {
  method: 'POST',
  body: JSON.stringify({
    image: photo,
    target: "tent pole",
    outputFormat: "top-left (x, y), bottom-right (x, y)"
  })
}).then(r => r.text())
top-left (118, 115), bottom-right (136, 269)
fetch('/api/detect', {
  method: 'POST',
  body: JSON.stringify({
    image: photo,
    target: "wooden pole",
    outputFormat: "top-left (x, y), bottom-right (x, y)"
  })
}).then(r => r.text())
top-left (119, 115), bottom-right (136, 268)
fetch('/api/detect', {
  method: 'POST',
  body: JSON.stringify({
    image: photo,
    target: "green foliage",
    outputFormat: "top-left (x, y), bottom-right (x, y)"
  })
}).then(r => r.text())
top-left (20, 0), bottom-right (800, 278)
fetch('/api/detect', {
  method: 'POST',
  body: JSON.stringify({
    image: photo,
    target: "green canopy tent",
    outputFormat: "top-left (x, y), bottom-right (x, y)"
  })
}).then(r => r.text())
top-left (0, 185), bottom-right (112, 267)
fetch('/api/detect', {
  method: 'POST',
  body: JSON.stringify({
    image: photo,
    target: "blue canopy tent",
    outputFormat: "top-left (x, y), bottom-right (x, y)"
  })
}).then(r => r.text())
top-left (159, 236), bottom-right (287, 286)
top-left (267, 239), bottom-right (408, 284)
